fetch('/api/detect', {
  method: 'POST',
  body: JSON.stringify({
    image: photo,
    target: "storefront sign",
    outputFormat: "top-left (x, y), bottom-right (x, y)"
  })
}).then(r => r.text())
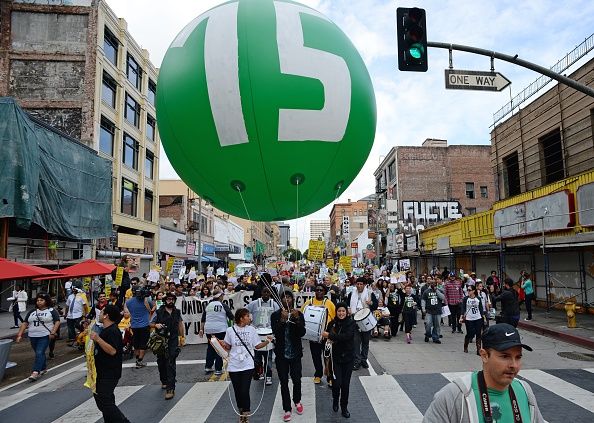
top-left (403, 201), bottom-right (462, 223)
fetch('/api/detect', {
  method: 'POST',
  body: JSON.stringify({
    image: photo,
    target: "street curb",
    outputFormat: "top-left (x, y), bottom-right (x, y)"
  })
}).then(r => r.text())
top-left (518, 320), bottom-right (594, 351)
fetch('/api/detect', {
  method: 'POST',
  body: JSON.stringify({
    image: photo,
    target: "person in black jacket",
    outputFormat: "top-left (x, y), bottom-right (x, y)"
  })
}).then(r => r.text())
top-left (387, 283), bottom-right (405, 336)
top-left (322, 302), bottom-right (355, 419)
top-left (494, 278), bottom-right (521, 327)
top-left (271, 291), bottom-right (307, 421)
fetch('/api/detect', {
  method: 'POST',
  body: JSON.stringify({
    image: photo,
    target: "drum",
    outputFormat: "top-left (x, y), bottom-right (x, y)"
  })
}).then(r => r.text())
top-left (303, 306), bottom-right (328, 342)
top-left (256, 328), bottom-right (274, 351)
top-left (209, 336), bottom-right (229, 360)
top-left (354, 308), bottom-right (377, 332)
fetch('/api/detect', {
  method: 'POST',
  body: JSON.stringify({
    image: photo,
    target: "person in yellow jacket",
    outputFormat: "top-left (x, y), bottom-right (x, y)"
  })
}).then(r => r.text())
top-left (302, 284), bottom-right (336, 385)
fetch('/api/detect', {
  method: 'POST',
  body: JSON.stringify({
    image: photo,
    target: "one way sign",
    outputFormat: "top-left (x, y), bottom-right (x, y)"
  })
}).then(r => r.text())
top-left (445, 69), bottom-right (511, 92)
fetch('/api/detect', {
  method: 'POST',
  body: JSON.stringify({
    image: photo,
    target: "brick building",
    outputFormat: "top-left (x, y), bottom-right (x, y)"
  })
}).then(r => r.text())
top-left (329, 198), bottom-right (374, 255)
top-left (0, 0), bottom-right (161, 271)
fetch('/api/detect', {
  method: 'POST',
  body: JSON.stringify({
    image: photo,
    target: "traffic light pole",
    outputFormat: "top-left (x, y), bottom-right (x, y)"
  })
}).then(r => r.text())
top-left (427, 41), bottom-right (594, 99)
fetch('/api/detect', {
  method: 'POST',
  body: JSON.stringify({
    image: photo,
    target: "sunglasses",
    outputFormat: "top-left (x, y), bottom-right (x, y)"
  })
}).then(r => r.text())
top-left (315, 289), bottom-right (324, 292)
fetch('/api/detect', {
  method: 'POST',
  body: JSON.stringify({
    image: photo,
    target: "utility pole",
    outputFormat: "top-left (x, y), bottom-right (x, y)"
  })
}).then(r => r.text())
top-left (197, 197), bottom-right (203, 274)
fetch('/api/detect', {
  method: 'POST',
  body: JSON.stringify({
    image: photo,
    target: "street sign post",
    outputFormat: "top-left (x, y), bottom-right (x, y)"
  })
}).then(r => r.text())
top-left (445, 69), bottom-right (511, 91)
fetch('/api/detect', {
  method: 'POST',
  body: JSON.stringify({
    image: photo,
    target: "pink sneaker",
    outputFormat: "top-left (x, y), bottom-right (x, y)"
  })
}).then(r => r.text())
top-left (283, 411), bottom-right (292, 421)
top-left (295, 402), bottom-right (304, 415)
top-left (406, 334), bottom-right (411, 344)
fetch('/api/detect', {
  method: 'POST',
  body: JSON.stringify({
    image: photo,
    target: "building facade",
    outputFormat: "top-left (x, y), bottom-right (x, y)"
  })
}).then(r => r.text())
top-left (329, 199), bottom-right (373, 256)
top-left (278, 223), bottom-right (290, 251)
top-left (310, 219), bottom-right (330, 242)
top-left (0, 0), bottom-right (161, 272)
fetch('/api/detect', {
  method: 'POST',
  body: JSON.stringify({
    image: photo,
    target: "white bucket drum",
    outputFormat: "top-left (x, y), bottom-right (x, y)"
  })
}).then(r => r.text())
top-left (256, 327), bottom-right (274, 351)
top-left (354, 308), bottom-right (377, 332)
top-left (303, 306), bottom-right (328, 342)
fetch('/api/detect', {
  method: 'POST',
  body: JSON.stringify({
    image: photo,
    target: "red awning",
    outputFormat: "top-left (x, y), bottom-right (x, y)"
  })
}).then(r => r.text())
top-left (0, 258), bottom-right (62, 282)
top-left (58, 259), bottom-right (115, 278)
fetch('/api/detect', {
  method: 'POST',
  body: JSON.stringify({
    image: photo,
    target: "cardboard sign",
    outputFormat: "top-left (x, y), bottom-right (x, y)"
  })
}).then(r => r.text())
top-left (339, 255), bottom-right (352, 273)
top-left (326, 258), bottom-right (335, 268)
top-left (114, 267), bottom-right (124, 287)
top-left (308, 240), bottom-right (325, 261)
top-left (165, 257), bottom-right (175, 274)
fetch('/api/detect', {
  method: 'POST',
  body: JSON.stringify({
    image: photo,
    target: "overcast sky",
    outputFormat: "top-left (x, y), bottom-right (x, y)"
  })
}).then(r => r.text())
top-left (106, 0), bottom-right (594, 250)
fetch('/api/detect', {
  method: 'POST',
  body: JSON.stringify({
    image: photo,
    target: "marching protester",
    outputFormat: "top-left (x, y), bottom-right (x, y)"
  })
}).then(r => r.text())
top-left (322, 302), bottom-right (355, 419)
top-left (494, 278), bottom-right (521, 327)
top-left (16, 293), bottom-right (60, 381)
top-left (521, 272), bottom-right (534, 321)
top-left (222, 308), bottom-right (272, 423)
top-left (347, 277), bottom-right (378, 370)
top-left (271, 291), bottom-right (306, 422)
top-left (151, 292), bottom-right (184, 400)
top-left (421, 279), bottom-right (445, 344)
top-left (386, 282), bottom-right (405, 336)
top-left (246, 286), bottom-right (279, 385)
top-left (199, 287), bottom-right (234, 376)
top-left (323, 276), bottom-right (341, 304)
top-left (64, 280), bottom-right (89, 347)
top-left (402, 284), bottom-right (419, 344)
top-left (87, 291), bottom-right (108, 332)
top-left (444, 272), bottom-right (464, 334)
top-left (476, 281), bottom-right (491, 327)
top-left (460, 285), bottom-right (485, 355)
top-left (9, 285), bottom-right (28, 329)
top-left (124, 285), bottom-right (153, 369)
top-left (111, 255), bottom-right (132, 306)
top-left (423, 324), bottom-right (544, 422)
top-left (90, 304), bottom-right (130, 423)
top-left (301, 284), bottom-right (336, 385)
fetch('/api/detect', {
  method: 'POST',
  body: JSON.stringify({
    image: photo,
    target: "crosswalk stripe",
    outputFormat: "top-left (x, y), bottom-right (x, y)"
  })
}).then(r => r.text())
top-left (360, 375), bottom-right (422, 422)
top-left (51, 385), bottom-right (143, 423)
top-left (519, 369), bottom-right (594, 413)
top-left (0, 392), bottom-right (38, 413)
top-left (79, 359), bottom-right (207, 370)
top-left (585, 368), bottom-right (594, 374)
top-left (159, 381), bottom-right (230, 422)
top-left (268, 377), bottom-right (315, 422)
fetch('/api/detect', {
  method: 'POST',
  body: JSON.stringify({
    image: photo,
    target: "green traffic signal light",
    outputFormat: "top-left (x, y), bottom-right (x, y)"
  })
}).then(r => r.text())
top-left (396, 7), bottom-right (428, 72)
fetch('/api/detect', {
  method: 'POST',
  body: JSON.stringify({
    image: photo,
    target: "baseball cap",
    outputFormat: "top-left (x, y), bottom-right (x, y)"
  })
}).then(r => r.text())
top-left (481, 324), bottom-right (533, 351)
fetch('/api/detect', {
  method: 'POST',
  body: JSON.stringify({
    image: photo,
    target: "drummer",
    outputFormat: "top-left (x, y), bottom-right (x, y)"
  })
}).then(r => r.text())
top-left (347, 278), bottom-right (378, 371)
top-left (246, 286), bottom-right (279, 385)
top-left (301, 284), bottom-right (336, 386)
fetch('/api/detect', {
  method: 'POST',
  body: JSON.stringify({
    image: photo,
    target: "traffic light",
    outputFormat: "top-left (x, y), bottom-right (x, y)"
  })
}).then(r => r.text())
top-left (396, 7), bottom-right (428, 72)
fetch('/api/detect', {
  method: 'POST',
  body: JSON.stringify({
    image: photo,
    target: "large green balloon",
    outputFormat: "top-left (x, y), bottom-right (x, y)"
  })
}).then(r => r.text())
top-left (157, 0), bottom-right (376, 221)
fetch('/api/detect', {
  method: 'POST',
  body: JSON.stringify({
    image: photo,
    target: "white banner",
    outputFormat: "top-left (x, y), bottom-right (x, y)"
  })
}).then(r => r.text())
top-left (176, 291), bottom-right (314, 344)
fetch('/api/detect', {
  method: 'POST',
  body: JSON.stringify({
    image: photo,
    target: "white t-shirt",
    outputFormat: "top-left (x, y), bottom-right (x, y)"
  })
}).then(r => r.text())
top-left (66, 292), bottom-right (87, 319)
top-left (224, 325), bottom-right (260, 372)
top-left (25, 308), bottom-right (60, 338)
top-left (464, 297), bottom-right (482, 321)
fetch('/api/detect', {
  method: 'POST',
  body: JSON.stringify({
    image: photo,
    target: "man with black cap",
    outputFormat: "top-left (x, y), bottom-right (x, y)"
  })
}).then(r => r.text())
top-left (301, 283), bottom-right (336, 385)
top-left (151, 292), bottom-right (184, 400)
top-left (423, 323), bottom-right (544, 422)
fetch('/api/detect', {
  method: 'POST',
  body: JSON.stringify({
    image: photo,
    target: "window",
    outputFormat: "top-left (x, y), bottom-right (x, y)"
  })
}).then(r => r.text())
top-left (148, 79), bottom-right (156, 106)
top-left (101, 72), bottom-right (117, 108)
top-left (465, 182), bottom-right (475, 199)
top-left (126, 54), bottom-right (142, 90)
top-left (144, 150), bottom-right (154, 179)
top-left (201, 215), bottom-right (208, 234)
top-left (480, 186), bottom-right (488, 198)
top-left (103, 27), bottom-right (118, 66)
top-left (388, 160), bottom-right (396, 181)
top-left (466, 207), bottom-right (477, 216)
top-left (123, 133), bottom-right (138, 169)
top-left (540, 128), bottom-right (564, 184)
top-left (144, 190), bottom-right (153, 221)
top-left (121, 179), bottom-right (137, 216)
top-left (125, 93), bottom-right (140, 127)
top-left (99, 116), bottom-right (115, 155)
top-left (359, 223), bottom-right (364, 229)
top-left (503, 152), bottom-right (521, 197)
top-left (146, 114), bottom-right (156, 141)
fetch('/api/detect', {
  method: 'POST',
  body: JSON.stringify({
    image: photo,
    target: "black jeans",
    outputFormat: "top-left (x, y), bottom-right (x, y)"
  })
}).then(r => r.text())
top-left (229, 369), bottom-right (254, 413)
top-left (464, 319), bottom-right (483, 342)
top-left (353, 328), bottom-right (370, 366)
top-left (94, 378), bottom-right (129, 423)
top-left (525, 293), bottom-right (534, 319)
top-left (12, 306), bottom-right (23, 327)
top-left (388, 308), bottom-right (401, 335)
top-left (403, 312), bottom-right (415, 334)
top-left (206, 332), bottom-right (225, 371)
top-left (157, 338), bottom-right (180, 390)
top-left (309, 341), bottom-right (324, 378)
top-left (275, 356), bottom-right (302, 412)
top-left (332, 359), bottom-right (353, 411)
top-left (66, 317), bottom-right (81, 341)
top-left (448, 304), bottom-right (462, 331)
top-left (255, 349), bottom-right (273, 378)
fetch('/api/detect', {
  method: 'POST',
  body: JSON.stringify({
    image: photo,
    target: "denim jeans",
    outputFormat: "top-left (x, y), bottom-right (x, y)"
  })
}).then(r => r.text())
top-left (30, 336), bottom-right (49, 372)
top-left (424, 313), bottom-right (441, 341)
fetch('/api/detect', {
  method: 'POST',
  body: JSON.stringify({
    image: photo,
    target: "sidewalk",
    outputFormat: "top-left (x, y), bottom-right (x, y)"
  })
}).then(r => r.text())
top-left (0, 307), bottom-right (67, 340)
top-left (518, 306), bottom-right (594, 351)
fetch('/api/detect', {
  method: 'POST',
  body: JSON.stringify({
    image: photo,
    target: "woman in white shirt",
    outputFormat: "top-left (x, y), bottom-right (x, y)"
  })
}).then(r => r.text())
top-left (15, 293), bottom-right (61, 381)
top-left (221, 308), bottom-right (271, 423)
top-left (9, 285), bottom-right (28, 328)
top-left (459, 285), bottom-right (485, 355)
